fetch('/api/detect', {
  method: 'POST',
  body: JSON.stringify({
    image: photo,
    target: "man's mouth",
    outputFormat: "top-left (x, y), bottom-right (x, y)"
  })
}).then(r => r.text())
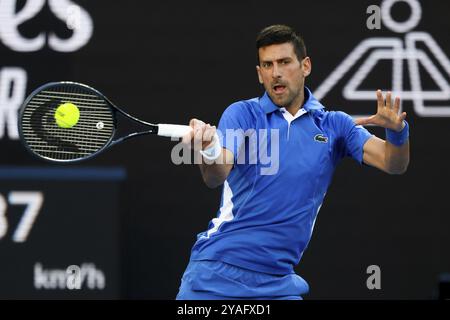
top-left (272, 84), bottom-right (286, 94)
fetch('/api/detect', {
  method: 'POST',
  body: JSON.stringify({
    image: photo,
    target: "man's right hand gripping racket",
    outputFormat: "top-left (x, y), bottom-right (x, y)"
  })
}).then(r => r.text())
top-left (18, 82), bottom-right (193, 162)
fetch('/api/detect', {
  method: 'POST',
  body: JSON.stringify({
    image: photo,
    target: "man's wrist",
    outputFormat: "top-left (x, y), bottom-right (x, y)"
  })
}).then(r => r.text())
top-left (386, 120), bottom-right (409, 146)
top-left (199, 133), bottom-right (222, 161)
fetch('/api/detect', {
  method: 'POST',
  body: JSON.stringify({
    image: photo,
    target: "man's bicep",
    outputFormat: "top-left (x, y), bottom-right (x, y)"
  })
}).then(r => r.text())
top-left (331, 111), bottom-right (373, 164)
top-left (362, 135), bottom-right (388, 172)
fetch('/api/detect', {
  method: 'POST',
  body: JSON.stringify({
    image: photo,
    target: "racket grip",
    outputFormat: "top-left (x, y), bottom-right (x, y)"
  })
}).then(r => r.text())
top-left (157, 124), bottom-right (193, 138)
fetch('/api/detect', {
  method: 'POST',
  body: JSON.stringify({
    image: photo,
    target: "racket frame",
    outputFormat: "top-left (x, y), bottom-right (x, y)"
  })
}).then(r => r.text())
top-left (18, 81), bottom-right (160, 163)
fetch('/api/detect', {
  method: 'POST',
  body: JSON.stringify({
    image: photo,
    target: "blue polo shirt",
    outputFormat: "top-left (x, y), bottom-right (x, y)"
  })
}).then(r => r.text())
top-left (190, 87), bottom-right (373, 275)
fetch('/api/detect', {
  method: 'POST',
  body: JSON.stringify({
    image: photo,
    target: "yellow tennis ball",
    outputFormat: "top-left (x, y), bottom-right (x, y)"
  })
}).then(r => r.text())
top-left (54, 103), bottom-right (80, 128)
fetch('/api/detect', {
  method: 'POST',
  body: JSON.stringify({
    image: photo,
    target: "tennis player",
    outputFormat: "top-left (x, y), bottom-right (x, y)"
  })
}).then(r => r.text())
top-left (177, 24), bottom-right (410, 300)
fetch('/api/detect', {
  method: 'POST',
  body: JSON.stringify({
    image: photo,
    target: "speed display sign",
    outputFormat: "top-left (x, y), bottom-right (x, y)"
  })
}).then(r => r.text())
top-left (0, 166), bottom-right (125, 299)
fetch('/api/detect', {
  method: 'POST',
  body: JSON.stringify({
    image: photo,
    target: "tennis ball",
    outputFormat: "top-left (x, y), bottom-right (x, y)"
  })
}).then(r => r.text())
top-left (54, 103), bottom-right (80, 128)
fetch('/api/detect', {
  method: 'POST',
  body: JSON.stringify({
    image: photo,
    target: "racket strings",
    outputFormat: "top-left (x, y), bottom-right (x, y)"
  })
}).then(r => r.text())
top-left (21, 84), bottom-right (115, 161)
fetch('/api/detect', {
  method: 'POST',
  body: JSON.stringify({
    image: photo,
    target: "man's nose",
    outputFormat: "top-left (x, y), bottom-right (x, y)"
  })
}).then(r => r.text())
top-left (272, 63), bottom-right (282, 79)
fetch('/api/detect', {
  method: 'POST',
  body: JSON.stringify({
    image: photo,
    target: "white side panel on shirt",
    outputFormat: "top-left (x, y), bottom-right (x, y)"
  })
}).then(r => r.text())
top-left (206, 180), bottom-right (235, 238)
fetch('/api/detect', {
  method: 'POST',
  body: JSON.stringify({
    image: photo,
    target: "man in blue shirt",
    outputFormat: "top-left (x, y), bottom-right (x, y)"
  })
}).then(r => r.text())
top-left (177, 25), bottom-right (410, 300)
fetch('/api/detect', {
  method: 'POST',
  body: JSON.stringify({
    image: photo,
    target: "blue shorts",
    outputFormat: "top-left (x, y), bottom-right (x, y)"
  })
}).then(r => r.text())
top-left (176, 260), bottom-right (309, 300)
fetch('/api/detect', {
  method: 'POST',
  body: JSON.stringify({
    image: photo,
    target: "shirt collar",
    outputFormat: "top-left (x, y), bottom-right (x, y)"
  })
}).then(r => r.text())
top-left (259, 86), bottom-right (324, 114)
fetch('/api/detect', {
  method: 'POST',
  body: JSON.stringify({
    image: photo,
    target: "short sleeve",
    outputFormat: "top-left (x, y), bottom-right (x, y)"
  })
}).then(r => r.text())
top-left (217, 102), bottom-right (253, 161)
top-left (332, 111), bottom-right (373, 164)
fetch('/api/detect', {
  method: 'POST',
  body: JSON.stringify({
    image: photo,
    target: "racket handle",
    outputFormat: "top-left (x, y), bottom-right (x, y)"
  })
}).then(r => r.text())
top-left (157, 124), bottom-right (193, 138)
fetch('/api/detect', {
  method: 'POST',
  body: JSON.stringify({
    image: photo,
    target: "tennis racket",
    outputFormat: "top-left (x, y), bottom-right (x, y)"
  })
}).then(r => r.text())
top-left (18, 81), bottom-right (193, 162)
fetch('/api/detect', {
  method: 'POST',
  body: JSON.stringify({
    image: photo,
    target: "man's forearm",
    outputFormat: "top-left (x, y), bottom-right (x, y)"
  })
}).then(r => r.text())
top-left (384, 120), bottom-right (410, 174)
top-left (198, 148), bottom-right (234, 188)
top-left (199, 163), bottom-right (228, 188)
top-left (385, 140), bottom-right (409, 174)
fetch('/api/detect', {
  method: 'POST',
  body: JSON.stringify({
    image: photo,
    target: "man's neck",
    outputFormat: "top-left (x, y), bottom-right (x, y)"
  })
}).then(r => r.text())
top-left (284, 87), bottom-right (305, 116)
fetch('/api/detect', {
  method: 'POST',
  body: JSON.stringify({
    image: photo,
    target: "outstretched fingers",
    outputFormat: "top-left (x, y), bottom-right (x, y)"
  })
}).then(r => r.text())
top-left (393, 96), bottom-right (401, 114)
top-left (386, 91), bottom-right (392, 109)
top-left (376, 89), bottom-right (384, 111)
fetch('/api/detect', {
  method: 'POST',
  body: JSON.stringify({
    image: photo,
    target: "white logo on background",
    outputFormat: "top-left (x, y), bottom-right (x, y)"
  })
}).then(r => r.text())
top-left (314, 0), bottom-right (450, 117)
top-left (0, 0), bottom-right (94, 141)
top-left (0, 68), bottom-right (27, 140)
top-left (0, 0), bottom-right (93, 52)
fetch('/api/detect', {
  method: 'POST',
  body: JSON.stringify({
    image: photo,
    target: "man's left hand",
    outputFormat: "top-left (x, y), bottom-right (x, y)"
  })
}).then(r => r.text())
top-left (354, 90), bottom-right (406, 132)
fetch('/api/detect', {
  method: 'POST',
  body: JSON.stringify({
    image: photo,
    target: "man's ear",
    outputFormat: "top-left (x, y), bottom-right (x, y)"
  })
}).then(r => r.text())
top-left (256, 65), bottom-right (263, 84)
top-left (302, 57), bottom-right (312, 77)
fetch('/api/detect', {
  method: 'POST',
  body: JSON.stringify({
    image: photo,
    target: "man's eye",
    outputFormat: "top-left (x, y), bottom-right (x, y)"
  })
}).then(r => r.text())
top-left (262, 63), bottom-right (271, 68)
top-left (281, 60), bottom-right (290, 65)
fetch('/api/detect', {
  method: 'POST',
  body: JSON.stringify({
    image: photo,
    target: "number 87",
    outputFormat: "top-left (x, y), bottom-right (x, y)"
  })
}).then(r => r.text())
top-left (0, 192), bottom-right (44, 243)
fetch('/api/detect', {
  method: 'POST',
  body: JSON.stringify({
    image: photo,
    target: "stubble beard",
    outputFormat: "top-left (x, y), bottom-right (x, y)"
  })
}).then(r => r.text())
top-left (268, 85), bottom-right (302, 109)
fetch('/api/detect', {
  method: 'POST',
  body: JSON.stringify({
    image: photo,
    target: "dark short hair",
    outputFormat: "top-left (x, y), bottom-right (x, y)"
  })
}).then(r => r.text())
top-left (256, 25), bottom-right (307, 65)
